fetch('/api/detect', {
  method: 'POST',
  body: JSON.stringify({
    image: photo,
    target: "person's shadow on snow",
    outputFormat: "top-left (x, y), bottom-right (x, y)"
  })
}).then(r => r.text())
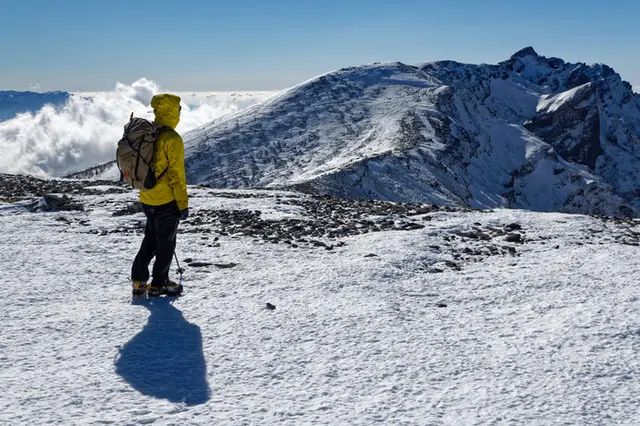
top-left (115, 297), bottom-right (210, 405)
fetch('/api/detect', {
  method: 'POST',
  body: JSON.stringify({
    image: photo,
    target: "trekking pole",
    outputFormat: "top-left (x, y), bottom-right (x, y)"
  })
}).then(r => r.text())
top-left (174, 252), bottom-right (185, 284)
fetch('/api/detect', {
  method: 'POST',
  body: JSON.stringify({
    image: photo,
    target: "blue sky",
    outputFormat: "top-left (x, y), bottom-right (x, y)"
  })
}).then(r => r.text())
top-left (1, 0), bottom-right (639, 91)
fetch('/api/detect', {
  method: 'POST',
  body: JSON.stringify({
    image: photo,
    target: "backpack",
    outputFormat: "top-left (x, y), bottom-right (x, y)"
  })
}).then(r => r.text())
top-left (116, 116), bottom-right (169, 190)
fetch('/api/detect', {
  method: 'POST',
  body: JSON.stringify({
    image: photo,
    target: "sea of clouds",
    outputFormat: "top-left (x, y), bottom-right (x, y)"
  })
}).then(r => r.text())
top-left (0, 78), bottom-right (277, 177)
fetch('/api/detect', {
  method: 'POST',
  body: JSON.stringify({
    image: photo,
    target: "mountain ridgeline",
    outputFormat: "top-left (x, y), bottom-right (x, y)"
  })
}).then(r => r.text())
top-left (183, 47), bottom-right (640, 217)
top-left (0, 90), bottom-right (70, 122)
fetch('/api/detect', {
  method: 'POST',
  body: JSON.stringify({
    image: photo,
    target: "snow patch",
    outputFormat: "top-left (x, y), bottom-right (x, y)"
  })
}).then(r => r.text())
top-left (537, 83), bottom-right (591, 113)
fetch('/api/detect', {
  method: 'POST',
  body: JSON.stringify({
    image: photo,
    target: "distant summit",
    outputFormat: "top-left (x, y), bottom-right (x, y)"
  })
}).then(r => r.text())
top-left (0, 90), bottom-right (70, 121)
top-left (182, 48), bottom-right (640, 217)
top-left (510, 46), bottom-right (539, 59)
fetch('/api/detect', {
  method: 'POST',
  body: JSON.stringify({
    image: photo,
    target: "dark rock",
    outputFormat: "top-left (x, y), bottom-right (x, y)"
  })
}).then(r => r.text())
top-left (436, 302), bottom-right (448, 308)
top-left (214, 262), bottom-right (238, 269)
top-left (112, 202), bottom-right (143, 216)
top-left (187, 261), bottom-right (213, 268)
top-left (27, 194), bottom-right (84, 212)
top-left (459, 231), bottom-right (479, 239)
top-left (266, 303), bottom-right (276, 310)
top-left (445, 261), bottom-right (460, 270)
top-left (477, 232), bottom-right (492, 241)
top-left (505, 233), bottom-right (522, 243)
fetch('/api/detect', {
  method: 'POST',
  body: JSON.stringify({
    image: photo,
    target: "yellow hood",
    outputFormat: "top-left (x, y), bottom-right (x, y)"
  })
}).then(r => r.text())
top-left (151, 93), bottom-right (181, 129)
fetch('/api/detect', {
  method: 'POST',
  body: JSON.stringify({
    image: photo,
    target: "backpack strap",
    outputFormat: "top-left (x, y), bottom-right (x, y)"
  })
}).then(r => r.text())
top-left (154, 126), bottom-right (173, 181)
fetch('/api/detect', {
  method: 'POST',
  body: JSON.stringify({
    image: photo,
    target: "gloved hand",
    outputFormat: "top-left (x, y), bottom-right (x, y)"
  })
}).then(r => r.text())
top-left (177, 208), bottom-right (189, 221)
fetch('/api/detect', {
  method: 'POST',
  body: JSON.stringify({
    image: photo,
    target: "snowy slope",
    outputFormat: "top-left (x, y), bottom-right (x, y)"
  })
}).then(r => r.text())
top-left (184, 48), bottom-right (639, 218)
top-left (1, 175), bottom-right (639, 424)
top-left (64, 160), bottom-right (120, 180)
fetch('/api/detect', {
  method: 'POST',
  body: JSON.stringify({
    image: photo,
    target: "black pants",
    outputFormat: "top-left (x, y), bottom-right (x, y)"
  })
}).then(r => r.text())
top-left (131, 201), bottom-right (179, 287)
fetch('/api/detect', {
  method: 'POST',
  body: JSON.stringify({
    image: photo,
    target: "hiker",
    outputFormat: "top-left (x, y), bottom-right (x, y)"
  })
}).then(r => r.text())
top-left (130, 93), bottom-right (189, 297)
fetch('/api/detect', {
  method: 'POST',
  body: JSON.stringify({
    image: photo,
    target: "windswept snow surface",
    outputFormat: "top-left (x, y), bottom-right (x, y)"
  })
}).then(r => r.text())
top-left (1, 183), bottom-right (639, 425)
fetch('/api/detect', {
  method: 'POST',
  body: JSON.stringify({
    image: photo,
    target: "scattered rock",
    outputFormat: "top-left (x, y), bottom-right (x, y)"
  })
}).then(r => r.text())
top-left (27, 194), bottom-right (84, 212)
top-left (436, 302), bottom-right (448, 308)
top-left (445, 261), bottom-right (460, 270)
top-left (266, 302), bottom-right (276, 310)
top-left (188, 262), bottom-right (214, 268)
top-left (214, 262), bottom-right (238, 269)
top-left (0, 173), bottom-right (125, 202)
top-left (364, 253), bottom-right (378, 258)
top-left (505, 233), bottom-right (522, 243)
top-left (112, 202), bottom-right (143, 216)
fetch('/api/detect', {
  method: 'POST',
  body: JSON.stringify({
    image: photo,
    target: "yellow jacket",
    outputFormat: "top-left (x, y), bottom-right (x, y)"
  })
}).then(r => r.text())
top-left (139, 94), bottom-right (189, 211)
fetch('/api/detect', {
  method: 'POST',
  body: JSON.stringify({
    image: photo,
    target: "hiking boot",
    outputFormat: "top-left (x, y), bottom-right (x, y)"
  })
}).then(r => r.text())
top-left (147, 285), bottom-right (163, 297)
top-left (164, 280), bottom-right (183, 297)
top-left (132, 280), bottom-right (148, 296)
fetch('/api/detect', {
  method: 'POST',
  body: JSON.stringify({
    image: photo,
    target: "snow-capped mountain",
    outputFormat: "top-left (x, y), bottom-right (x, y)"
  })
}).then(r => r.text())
top-left (184, 48), bottom-right (640, 217)
top-left (0, 90), bottom-right (70, 122)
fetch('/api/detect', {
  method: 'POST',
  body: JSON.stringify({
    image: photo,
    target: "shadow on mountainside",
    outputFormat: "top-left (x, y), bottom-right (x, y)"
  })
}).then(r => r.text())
top-left (115, 297), bottom-right (210, 406)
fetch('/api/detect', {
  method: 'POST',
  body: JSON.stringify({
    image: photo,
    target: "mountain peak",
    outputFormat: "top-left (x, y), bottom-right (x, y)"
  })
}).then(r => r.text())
top-left (183, 51), bottom-right (640, 217)
top-left (511, 46), bottom-right (539, 60)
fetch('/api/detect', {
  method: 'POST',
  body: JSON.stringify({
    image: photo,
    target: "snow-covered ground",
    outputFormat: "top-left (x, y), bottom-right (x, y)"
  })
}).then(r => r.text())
top-left (1, 182), bottom-right (638, 425)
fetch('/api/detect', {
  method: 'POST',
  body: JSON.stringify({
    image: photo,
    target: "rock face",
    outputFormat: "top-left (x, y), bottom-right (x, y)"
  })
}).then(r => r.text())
top-left (524, 82), bottom-right (602, 169)
top-left (183, 47), bottom-right (640, 217)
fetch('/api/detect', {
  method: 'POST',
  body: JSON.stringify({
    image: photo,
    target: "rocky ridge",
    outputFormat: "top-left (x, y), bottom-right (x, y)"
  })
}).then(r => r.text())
top-left (2, 174), bottom-right (637, 276)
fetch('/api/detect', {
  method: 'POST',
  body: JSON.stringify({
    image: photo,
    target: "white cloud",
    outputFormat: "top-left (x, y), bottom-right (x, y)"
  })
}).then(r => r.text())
top-left (176, 91), bottom-right (276, 132)
top-left (0, 79), bottom-right (277, 177)
top-left (634, 86), bottom-right (640, 94)
top-left (28, 83), bottom-right (41, 91)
